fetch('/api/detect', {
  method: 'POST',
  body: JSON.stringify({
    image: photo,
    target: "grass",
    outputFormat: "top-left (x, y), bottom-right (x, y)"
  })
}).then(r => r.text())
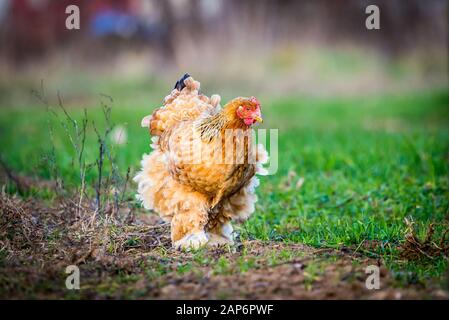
top-left (0, 78), bottom-right (448, 293)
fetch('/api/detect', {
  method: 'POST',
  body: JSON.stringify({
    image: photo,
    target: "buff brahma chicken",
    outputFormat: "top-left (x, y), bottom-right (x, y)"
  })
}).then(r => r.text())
top-left (134, 74), bottom-right (268, 249)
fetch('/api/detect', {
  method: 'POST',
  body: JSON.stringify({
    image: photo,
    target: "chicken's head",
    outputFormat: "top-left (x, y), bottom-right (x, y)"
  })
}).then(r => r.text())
top-left (235, 96), bottom-right (263, 126)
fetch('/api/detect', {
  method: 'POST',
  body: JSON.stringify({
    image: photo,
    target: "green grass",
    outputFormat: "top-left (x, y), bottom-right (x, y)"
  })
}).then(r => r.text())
top-left (0, 82), bottom-right (448, 286)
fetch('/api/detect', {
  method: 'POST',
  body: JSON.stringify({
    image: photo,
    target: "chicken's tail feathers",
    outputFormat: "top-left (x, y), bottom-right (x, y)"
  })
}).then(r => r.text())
top-left (174, 73), bottom-right (191, 91)
top-left (149, 75), bottom-right (209, 136)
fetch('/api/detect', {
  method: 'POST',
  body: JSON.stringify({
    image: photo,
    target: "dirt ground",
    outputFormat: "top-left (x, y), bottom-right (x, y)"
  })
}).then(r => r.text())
top-left (0, 192), bottom-right (448, 300)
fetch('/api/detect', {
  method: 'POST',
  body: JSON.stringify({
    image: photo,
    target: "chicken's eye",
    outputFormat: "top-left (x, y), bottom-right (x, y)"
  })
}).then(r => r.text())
top-left (246, 107), bottom-right (250, 111)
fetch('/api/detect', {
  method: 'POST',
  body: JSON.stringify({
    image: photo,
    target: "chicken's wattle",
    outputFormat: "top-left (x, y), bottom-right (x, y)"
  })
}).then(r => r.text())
top-left (244, 118), bottom-right (255, 125)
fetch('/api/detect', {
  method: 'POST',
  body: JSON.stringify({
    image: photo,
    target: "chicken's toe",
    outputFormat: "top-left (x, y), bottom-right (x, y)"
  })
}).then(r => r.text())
top-left (207, 233), bottom-right (234, 247)
top-left (173, 231), bottom-right (209, 250)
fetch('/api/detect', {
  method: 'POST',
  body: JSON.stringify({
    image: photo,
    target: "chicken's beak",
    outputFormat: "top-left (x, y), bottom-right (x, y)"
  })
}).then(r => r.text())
top-left (254, 116), bottom-right (263, 123)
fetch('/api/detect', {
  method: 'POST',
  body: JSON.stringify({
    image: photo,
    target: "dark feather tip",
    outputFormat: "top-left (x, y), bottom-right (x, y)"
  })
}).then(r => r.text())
top-left (174, 73), bottom-right (191, 91)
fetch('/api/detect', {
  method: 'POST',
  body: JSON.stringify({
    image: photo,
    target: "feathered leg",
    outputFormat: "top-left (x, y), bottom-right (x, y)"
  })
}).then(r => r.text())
top-left (171, 193), bottom-right (210, 250)
top-left (134, 151), bottom-right (210, 249)
top-left (207, 220), bottom-right (234, 246)
top-left (205, 176), bottom-right (260, 246)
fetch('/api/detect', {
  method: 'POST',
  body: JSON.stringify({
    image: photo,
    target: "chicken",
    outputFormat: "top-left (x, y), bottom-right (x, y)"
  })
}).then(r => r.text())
top-left (134, 74), bottom-right (268, 249)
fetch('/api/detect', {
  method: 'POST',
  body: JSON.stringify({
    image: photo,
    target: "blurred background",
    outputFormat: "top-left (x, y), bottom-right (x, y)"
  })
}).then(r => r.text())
top-left (0, 0), bottom-right (448, 184)
top-left (0, 0), bottom-right (447, 106)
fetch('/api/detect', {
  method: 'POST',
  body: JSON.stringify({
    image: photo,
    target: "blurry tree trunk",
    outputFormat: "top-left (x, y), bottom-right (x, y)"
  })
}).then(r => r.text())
top-left (189, 0), bottom-right (203, 41)
top-left (158, 0), bottom-right (176, 62)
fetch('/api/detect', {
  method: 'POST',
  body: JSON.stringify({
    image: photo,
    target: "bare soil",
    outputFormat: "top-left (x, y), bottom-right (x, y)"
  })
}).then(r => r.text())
top-left (0, 192), bottom-right (448, 300)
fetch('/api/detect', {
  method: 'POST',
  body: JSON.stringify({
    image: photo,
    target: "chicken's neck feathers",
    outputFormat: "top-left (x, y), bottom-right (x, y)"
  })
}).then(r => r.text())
top-left (195, 108), bottom-right (247, 142)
